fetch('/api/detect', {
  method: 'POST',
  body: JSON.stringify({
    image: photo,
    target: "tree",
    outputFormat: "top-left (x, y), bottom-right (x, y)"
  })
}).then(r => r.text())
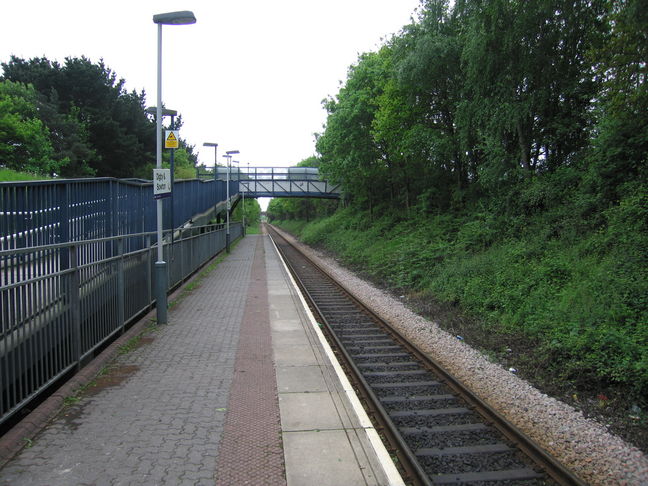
top-left (316, 51), bottom-right (392, 212)
top-left (31, 94), bottom-right (97, 177)
top-left (234, 198), bottom-right (261, 227)
top-left (459, 0), bottom-right (605, 187)
top-left (133, 114), bottom-right (198, 180)
top-left (586, 0), bottom-right (648, 203)
top-left (0, 80), bottom-right (58, 175)
top-left (2, 56), bottom-right (156, 178)
top-left (384, 1), bottom-right (466, 209)
top-left (267, 198), bottom-right (301, 222)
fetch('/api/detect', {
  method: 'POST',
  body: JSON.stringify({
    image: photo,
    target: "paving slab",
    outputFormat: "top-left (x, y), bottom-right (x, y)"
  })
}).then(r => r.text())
top-left (279, 392), bottom-right (343, 431)
top-left (276, 365), bottom-right (329, 393)
top-left (283, 429), bottom-right (372, 486)
top-left (272, 328), bottom-right (310, 345)
top-left (273, 344), bottom-right (318, 366)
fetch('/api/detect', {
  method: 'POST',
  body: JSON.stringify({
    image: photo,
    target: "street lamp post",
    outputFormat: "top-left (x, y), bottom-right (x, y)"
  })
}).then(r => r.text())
top-left (224, 150), bottom-right (239, 253)
top-left (247, 163), bottom-right (251, 215)
top-left (203, 142), bottom-right (218, 224)
top-left (152, 10), bottom-right (196, 325)
top-left (241, 165), bottom-right (245, 235)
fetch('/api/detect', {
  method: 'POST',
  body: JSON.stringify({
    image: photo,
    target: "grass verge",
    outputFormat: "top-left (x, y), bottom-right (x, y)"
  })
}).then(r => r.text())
top-left (273, 199), bottom-right (648, 451)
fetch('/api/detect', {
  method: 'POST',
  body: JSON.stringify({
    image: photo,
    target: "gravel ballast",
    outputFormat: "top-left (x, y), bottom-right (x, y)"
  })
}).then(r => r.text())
top-left (273, 227), bottom-right (648, 486)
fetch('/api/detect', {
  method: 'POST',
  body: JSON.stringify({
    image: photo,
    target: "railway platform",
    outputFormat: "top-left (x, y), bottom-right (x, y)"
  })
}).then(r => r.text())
top-left (0, 232), bottom-right (402, 486)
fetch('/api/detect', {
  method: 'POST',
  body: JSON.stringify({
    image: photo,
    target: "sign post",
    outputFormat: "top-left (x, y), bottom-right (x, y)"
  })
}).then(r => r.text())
top-left (167, 127), bottom-right (177, 250)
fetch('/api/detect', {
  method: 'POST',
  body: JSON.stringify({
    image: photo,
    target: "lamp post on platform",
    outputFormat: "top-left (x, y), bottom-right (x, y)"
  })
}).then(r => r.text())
top-left (152, 10), bottom-right (196, 324)
top-left (224, 150), bottom-right (239, 253)
top-left (246, 162), bottom-right (250, 232)
top-left (241, 163), bottom-right (246, 235)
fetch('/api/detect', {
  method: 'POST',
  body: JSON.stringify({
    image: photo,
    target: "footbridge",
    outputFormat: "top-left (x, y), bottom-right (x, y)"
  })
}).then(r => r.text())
top-left (215, 167), bottom-right (341, 199)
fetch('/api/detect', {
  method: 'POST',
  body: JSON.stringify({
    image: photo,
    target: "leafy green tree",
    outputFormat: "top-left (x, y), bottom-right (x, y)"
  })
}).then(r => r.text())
top-left (459, 0), bottom-right (605, 186)
top-left (316, 51), bottom-right (391, 212)
top-left (135, 120), bottom-right (198, 181)
top-left (371, 72), bottom-right (421, 210)
top-left (586, 0), bottom-right (648, 203)
top-left (317, 3), bottom-right (469, 212)
top-left (31, 95), bottom-right (97, 177)
top-left (267, 197), bottom-right (298, 222)
top-left (0, 80), bottom-right (58, 175)
top-left (386, 1), bottom-right (465, 208)
top-left (164, 117), bottom-right (198, 180)
top-left (234, 198), bottom-right (261, 227)
top-left (168, 148), bottom-right (197, 180)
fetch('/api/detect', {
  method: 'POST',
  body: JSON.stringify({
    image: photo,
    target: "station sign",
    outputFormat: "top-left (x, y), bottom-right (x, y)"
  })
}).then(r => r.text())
top-left (165, 130), bottom-right (179, 149)
top-left (153, 168), bottom-right (172, 199)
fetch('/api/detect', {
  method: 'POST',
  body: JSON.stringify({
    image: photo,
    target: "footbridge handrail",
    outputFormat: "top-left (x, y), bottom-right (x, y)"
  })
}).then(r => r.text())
top-left (213, 167), bottom-right (341, 199)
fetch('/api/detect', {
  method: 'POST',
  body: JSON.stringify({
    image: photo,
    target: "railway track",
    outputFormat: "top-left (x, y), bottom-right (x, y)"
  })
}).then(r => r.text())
top-left (268, 225), bottom-right (585, 486)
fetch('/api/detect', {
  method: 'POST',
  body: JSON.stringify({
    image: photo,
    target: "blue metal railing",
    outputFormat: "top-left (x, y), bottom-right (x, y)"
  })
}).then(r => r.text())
top-left (0, 223), bottom-right (243, 425)
top-left (0, 176), bottom-right (244, 425)
top-left (0, 177), bottom-right (238, 253)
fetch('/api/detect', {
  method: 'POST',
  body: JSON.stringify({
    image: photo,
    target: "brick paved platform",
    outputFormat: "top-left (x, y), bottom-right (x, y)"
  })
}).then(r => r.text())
top-left (0, 233), bottom-right (403, 486)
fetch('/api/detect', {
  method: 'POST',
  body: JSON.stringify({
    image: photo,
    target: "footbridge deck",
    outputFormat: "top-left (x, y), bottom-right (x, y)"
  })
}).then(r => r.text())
top-left (216, 167), bottom-right (341, 199)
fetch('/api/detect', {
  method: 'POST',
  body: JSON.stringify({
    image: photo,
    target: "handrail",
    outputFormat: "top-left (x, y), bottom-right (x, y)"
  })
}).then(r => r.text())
top-left (1, 177), bottom-right (234, 251)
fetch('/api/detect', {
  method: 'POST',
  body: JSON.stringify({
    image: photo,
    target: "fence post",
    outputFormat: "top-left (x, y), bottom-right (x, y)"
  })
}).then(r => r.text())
top-left (141, 185), bottom-right (146, 250)
top-left (179, 231), bottom-right (185, 283)
top-left (59, 182), bottom-right (70, 270)
top-left (210, 224), bottom-right (216, 260)
top-left (117, 237), bottom-right (125, 333)
top-left (69, 245), bottom-right (82, 370)
top-left (111, 180), bottom-right (117, 238)
top-left (146, 235), bottom-right (152, 311)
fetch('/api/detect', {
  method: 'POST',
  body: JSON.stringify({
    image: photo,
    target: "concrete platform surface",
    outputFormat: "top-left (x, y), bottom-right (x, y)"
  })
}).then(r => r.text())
top-left (0, 233), bottom-right (403, 486)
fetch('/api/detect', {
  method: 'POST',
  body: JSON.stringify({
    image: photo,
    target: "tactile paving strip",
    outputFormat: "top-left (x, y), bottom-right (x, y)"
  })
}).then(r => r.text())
top-left (215, 236), bottom-right (286, 485)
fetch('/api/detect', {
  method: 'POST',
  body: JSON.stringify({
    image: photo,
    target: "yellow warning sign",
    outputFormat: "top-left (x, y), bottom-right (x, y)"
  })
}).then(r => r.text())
top-left (165, 130), bottom-right (179, 149)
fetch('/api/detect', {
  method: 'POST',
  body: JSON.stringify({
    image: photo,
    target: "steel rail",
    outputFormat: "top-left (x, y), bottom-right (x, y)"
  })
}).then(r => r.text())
top-left (269, 229), bottom-right (430, 486)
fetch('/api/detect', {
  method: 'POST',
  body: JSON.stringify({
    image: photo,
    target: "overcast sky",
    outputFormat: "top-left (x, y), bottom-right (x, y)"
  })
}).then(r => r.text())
top-left (1, 0), bottom-right (421, 170)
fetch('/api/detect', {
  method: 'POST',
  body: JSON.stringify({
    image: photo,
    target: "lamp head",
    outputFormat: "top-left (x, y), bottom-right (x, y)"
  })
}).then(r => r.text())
top-left (153, 11), bottom-right (196, 25)
top-left (146, 107), bottom-right (177, 117)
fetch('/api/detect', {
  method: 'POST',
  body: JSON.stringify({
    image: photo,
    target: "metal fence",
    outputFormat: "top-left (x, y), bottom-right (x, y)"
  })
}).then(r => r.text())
top-left (0, 177), bottom-right (239, 252)
top-left (0, 222), bottom-right (243, 425)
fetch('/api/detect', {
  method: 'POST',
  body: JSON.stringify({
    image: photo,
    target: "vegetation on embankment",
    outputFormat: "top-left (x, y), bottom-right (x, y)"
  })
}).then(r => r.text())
top-left (272, 189), bottom-right (648, 446)
top-left (273, 187), bottom-right (647, 397)
top-left (268, 0), bottom-right (648, 423)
